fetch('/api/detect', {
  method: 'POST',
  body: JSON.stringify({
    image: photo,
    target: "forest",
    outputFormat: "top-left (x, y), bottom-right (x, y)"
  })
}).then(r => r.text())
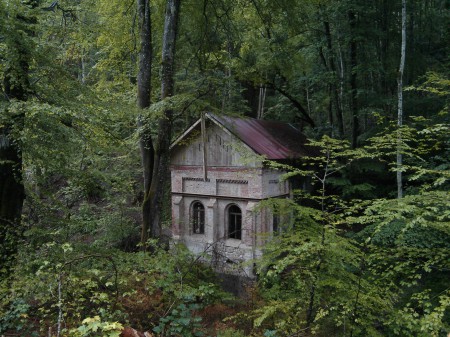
top-left (0, 0), bottom-right (449, 336)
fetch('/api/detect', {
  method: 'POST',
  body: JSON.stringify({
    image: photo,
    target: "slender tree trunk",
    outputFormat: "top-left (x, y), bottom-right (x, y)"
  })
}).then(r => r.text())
top-left (306, 151), bottom-right (330, 327)
top-left (327, 85), bottom-right (334, 135)
top-left (337, 41), bottom-right (345, 121)
top-left (80, 48), bottom-right (86, 84)
top-left (348, 9), bottom-right (359, 148)
top-left (323, 20), bottom-right (344, 137)
top-left (380, 0), bottom-right (390, 101)
top-left (137, 0), bottom-right (155, 245)
top-left (397, 0), bottom-right (406, 199)
top-left (141, 0), bottom-right (181, 245)
top-left (257, 84), bottom-right (266, 119)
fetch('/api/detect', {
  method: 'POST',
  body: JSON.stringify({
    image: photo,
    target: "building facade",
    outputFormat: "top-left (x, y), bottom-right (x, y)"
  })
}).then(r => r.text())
top-left (170, 113), bottom-right (313, 276)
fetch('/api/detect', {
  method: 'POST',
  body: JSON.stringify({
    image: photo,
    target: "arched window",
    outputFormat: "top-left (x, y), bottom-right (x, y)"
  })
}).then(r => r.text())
top-left (191, 201), bottom-right (205, 234)
top-left (228, 205), bottom-right (242, 240)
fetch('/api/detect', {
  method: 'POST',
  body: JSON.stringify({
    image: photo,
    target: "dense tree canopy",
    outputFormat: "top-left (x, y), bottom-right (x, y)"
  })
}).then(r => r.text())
top-left (0, 0), bottom-right (448, 336)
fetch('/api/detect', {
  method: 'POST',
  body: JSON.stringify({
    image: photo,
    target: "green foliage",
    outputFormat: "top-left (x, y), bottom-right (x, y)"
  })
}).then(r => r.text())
top-left (244, 130), bottom-right (450, 336)
top-left (154, 303), bottom-right (203, 337)
top-left (349, 190), bottom-right (450, 336)
top-left (68, 316), bottom-right (124, 337)
top-left (1, 0), bottom-right (449, 336)
top-left (0, 239), bottom-right (225, 334)
top-left (216, 328), bottom-right (247, 337)
top-left (253, 211), bottom-right (389, 336)
top-left (0, 298), bottom-right (34, 336)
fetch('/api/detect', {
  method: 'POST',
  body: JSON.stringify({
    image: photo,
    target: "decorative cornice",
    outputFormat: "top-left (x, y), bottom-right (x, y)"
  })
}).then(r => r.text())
top-left (172, 192), bottom-right (289, 201)
top-left (182, 177), bottom-right (210, 182)
top-left (216, 179), bottom-right (248, 184)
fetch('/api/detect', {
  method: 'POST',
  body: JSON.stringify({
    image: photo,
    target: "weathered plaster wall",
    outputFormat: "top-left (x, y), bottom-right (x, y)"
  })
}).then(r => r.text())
top-left (262, 168), bottom-right (290, 198)
top-left (171, 123), bottom-right (262, 168)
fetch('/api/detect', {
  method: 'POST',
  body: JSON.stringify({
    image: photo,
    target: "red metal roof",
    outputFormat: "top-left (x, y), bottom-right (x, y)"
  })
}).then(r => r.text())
top-left (208, 113), bottom-right (315, 160)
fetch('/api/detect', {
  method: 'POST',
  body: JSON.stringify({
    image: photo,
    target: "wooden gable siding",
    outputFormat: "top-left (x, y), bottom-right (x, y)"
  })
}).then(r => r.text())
top-left (171, 123), bottom-right (262, 168)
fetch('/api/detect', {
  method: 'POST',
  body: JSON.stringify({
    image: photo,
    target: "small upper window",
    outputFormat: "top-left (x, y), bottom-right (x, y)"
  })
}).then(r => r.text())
top-left (191, 201), bottom-right (205, 234)
top-left (228, 205), bottom-right (242, 240)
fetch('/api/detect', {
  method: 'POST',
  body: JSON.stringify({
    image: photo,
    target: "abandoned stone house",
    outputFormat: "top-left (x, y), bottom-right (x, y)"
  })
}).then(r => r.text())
top-left (170, 113), bottom-right (314, 276)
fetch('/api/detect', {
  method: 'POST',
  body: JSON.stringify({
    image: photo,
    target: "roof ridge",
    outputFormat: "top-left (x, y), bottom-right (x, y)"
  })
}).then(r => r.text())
top-left (172, 112), bottom-right (315, 159)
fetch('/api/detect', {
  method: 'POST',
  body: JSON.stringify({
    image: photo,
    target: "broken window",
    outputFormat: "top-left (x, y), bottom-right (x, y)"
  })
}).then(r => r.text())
top-left (191, 201), bottom-right (205, 234)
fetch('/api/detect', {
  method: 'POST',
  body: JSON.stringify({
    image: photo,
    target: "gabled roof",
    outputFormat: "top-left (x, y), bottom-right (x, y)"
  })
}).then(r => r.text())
top-left (171, 113), bottom-right (316, 160)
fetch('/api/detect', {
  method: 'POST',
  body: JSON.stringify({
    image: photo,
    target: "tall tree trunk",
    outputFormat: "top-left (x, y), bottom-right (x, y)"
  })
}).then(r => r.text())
top-left (141, 0), bottom-right (181, 245)
top-left (0, 125), bottom-right (25, 277)
top-left (0, 2), bottom-right (35, 276)
top-left (380, 0), bottom-right (390, 102)
top-left (397, 0), bottom-right (406, 199)
top-left (137, 0), bottom-right (155, 245)
top-left (348, 9), bottom-right (359, 148)
top-left (323, 19), bottom-right (344, 137)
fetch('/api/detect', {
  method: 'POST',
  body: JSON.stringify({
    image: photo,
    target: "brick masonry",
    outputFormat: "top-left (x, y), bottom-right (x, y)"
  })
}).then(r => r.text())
top-left (171, 122), bottom-right (291, 277)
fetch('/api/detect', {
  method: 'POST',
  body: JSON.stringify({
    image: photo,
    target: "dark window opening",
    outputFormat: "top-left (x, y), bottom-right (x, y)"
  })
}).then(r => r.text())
top-left (273, 214), bottom-right (279, 234)
top-left (192, 202), bottom-right (205, 234)
top-left (228, 205), bottom-right (242, 239)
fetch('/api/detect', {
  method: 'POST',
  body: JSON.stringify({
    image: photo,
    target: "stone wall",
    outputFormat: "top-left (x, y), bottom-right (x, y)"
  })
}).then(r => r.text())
top-left (171, 165), bottom-right (267, 276)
